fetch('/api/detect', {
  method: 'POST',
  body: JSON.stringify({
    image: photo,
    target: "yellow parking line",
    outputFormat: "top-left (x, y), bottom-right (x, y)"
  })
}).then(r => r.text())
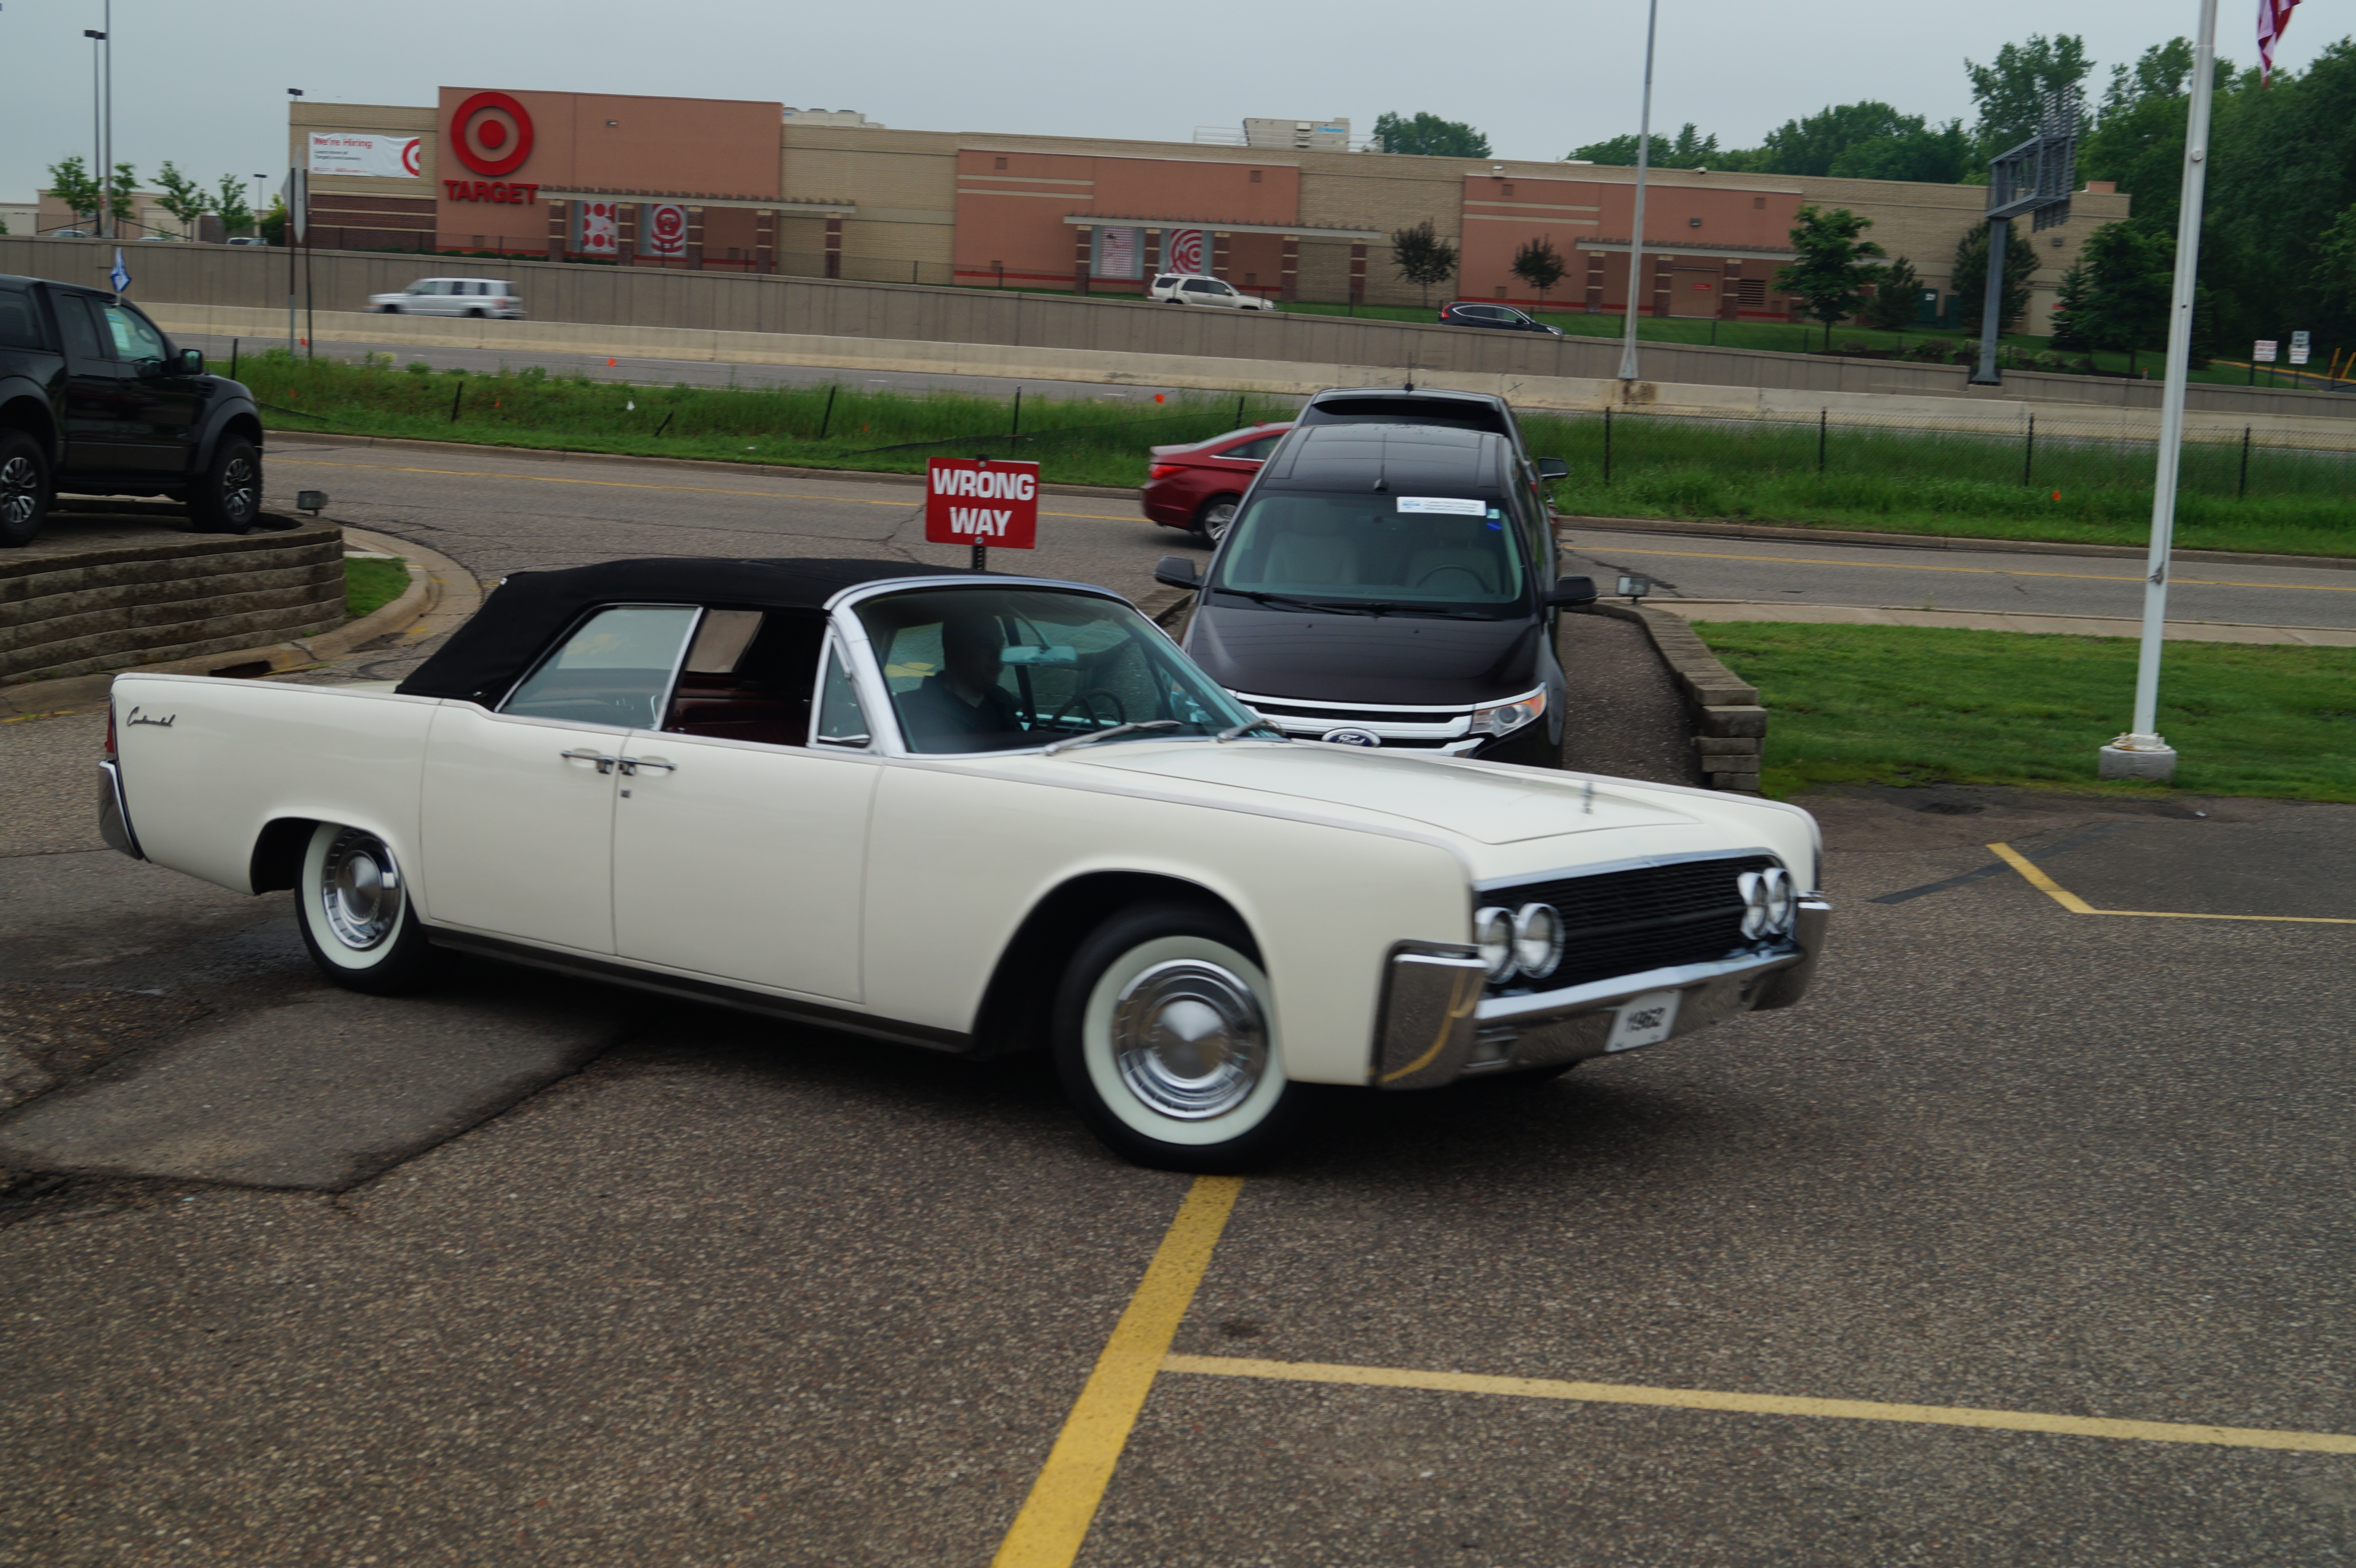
top-left (272, 457), bottom-right (1141, 522)
top-left (1989, 841), bottom-right (2356, 923)
top-left (1597, 544), bottom-right (2356, 594)
top-left (992, 1175), bottom-right (1244, 1568)
top-left (1161, 1354), bottom-right (2356, 1454)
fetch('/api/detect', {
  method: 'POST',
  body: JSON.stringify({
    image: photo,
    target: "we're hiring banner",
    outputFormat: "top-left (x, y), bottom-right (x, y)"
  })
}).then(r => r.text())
top-left (308, 134), bottom-right (424, 179)
top-left (640, 203), bottom-right (690, 258)
top-left (924, 458), bottom-right (1040, 549)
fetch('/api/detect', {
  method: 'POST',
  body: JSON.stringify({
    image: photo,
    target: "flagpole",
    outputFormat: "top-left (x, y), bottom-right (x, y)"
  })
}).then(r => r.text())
top-left (1615, 0), bottom-right (1659, 383)
top-left (2100, 0), bottom-right (2218, 783)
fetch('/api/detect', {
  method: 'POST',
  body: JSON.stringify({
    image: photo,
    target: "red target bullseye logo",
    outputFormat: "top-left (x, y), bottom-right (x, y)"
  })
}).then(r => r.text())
top-left (451, 91), bottom-right (534, 177)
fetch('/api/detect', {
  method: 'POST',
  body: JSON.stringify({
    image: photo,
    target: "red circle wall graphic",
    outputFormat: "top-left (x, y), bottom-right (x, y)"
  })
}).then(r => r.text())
top-left (451, 91), bottom-right (534, 177)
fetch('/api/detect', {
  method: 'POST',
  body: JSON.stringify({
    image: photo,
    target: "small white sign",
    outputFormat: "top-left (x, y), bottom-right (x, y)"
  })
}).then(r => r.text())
top-left (1606, 990), bottom-right (1681, 1053)
top-left (1396, 496), bottom-right (1486, 515)
top-left (2290, 330), bottom-right (2312, 365)
top-left (307, 133), bottom-right (423, 179)
top-left (2254, 339), bottom-right (2278, 363)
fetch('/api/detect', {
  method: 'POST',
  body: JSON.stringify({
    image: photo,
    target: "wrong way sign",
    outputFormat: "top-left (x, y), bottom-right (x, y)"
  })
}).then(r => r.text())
top-left (925, 458), bottom-right (1040, 549)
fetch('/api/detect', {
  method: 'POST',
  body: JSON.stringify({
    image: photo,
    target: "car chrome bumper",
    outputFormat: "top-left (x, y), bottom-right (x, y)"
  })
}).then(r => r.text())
top-left (1371, 896), bottom-right (1830, 1089)
top-left (96, 759), bottom-right (144, 860)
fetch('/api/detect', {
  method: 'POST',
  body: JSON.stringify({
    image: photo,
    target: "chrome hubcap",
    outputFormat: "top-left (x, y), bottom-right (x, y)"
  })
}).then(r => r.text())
top-left (0, 455), bottom-right (37, 526)
top-left (220, 456), bottom-right (257, 522)
top-left (1111, 959), bottom-right (1267, 1119)
top-left (1203, 503), bottom-right (1236, 543)
top-left (320, 829), bottom-right (402, 951)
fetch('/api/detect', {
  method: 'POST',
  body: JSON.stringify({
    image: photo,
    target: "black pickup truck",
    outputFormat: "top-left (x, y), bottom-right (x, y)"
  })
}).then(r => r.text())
top-left (0, 273), bottom-right (264, 546)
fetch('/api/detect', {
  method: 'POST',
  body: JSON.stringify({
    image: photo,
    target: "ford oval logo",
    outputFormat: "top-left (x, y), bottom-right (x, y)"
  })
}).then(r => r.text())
top-left (1321, 727), bottom-right (1383, 748)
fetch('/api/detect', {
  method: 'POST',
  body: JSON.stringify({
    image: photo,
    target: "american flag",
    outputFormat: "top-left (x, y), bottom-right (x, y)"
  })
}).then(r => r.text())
top-left (2259, 0), bottom-right (2302, 85)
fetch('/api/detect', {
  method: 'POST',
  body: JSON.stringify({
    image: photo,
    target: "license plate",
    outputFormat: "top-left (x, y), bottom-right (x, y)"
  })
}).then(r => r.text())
top-left (1605, 990), bottom-right (1682, 1053)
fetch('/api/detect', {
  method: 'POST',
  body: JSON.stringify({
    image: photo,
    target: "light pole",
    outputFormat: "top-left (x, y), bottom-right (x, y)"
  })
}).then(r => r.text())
top-left (100, 1), bottom-right (113, 237)
top-left (286, 91), bottom-right (304, 351)
top-left (82, 29), bottom-right (105, 234)
top-left (1616, 0), bottom-right (1660, 383)
top-left (2100, 0), bottom-right (2220, 783)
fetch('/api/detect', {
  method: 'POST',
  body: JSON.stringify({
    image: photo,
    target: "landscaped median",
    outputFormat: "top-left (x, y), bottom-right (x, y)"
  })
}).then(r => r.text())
top-left (1692, 621), bottom-right (2356, 804)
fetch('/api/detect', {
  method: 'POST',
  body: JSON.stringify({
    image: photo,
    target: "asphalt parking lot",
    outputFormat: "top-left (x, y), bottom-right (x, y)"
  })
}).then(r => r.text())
top-left (4, 458), bottom-right (2353, 1565)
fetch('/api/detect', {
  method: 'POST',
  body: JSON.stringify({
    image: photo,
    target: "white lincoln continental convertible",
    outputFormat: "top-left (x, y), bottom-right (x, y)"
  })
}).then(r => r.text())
top-left (98, 558), bottom-right (1830, 1170)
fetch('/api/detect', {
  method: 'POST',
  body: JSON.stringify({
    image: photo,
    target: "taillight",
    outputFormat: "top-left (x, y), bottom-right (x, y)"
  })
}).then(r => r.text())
top-left (1149, 464), bottom-right (1182, 480)
top-left (104, 702), bottom-right (116, 757)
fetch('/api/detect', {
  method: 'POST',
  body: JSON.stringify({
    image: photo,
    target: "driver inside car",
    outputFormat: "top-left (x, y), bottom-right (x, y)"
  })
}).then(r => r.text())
top-left (895, 614), bottom-right (1027, 750)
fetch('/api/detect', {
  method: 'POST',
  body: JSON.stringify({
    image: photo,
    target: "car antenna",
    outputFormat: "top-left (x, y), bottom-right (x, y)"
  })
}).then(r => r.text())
top-left (1402, 377), bottom-right (1415, 392)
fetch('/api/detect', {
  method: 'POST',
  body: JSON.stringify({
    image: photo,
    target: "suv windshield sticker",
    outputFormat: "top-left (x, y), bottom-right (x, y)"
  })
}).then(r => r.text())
top-left (1396, 497), bottom-right (1486, 516)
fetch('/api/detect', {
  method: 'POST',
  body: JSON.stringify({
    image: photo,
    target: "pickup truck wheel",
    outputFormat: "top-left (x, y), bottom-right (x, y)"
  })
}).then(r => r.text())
top-left (295, 824), bottom-right (440, 995)
top-left (186, 436), bottom-right (261, 534)
top-left (0, 430), bottom-right (51, 547)
top-left (1054, 902), bottom-right (1307, 1172)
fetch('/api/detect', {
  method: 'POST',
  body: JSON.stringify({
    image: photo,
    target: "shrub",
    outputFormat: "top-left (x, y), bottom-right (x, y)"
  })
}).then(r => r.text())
top-left (2033, 351), bottom-right (2068, 372)
top-left (1837, 340), bottom-right (1872, 355)
top-left (405, 360), bottom-right (433, 375)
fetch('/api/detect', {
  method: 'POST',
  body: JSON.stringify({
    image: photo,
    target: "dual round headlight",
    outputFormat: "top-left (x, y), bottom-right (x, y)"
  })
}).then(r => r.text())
top-left (1738, 868), bottom-right (1796, 940)
top-left (1473, 902), bottom-right (1563, 982)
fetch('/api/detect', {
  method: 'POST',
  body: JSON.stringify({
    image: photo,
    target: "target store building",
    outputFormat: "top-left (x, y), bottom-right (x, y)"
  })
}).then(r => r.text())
top-left (290, 89), bottom-right (2126, 321)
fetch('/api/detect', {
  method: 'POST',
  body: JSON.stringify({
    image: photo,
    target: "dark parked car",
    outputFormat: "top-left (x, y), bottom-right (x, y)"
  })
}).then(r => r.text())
top-left (1153, 420), bottom-right (1596, 766)
top-left (1290, 385), bottom-right (1569, 516)
top-left (1141, 421), bottom-right (1291, 543)
top-left (0, 274), bottom-right (265, 545)
top-left (1438, 302), bottom-right (1564, 335)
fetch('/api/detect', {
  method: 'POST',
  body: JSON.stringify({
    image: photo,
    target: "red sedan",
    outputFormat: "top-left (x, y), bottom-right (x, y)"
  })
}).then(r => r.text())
top-left (1140, 422), bottom-right (1292, 544)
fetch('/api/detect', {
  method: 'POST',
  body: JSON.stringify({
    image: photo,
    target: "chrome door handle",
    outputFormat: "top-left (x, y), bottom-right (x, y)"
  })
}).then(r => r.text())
top-left (560, 747), bottom-right (619, 775)
top-left (618, 755), bottom-right (675, 775)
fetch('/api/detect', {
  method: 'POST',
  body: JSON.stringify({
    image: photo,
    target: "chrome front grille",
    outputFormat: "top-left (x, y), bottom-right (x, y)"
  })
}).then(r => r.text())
top-left (1238, 694), bottom-right (1472, 750)
top-left (1486, 854), bottom-right (1780, 995)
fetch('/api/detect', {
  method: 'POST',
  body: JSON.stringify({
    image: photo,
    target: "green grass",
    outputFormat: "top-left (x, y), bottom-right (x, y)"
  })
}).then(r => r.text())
top-left (1693, 622), bottom-right (2356, 804)
top-left (224, 351), bottom-right (1290, 489)
top-left (344, 556), bottom-right (412, 619)
top-left (1523, 409), bottom-right (2356, 556)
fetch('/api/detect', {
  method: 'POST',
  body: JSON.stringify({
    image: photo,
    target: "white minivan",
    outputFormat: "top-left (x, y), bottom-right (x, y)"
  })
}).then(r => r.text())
top-left (367, 278), bottom-right (526, 319)
top-left (1147, 273), bottom-right (1276, 312)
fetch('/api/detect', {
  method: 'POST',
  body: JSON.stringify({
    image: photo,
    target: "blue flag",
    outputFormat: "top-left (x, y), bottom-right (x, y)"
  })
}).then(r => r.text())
top-left (110, 247), bottom-right (130, 297)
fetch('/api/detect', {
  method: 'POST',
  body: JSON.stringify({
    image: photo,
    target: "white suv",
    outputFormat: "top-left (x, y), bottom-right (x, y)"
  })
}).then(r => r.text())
top-left (1148, 273), bottom-right (1276, 312)
top-left (367, 278), bottom-right (526, 319)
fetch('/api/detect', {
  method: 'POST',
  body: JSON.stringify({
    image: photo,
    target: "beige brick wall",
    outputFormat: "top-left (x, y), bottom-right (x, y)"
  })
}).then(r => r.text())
top-left (288, 104), bottom-right (2134, 324)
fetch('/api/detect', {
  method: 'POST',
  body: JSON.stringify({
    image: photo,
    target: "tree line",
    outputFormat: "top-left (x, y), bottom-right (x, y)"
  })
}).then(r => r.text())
top-left (31, 156), bottom-right (263, 240)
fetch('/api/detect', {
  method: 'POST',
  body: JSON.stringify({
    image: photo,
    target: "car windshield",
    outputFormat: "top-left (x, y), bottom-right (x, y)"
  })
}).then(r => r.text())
top-left (1210, 491), bottom-right (1529, 617)
top-left (856, 587), bottom-right (1256, 755)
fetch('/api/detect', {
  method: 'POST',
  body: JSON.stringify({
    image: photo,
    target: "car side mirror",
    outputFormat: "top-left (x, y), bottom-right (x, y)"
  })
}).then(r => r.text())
top-left (1536, 458), bottom-right (1570, 480)
top-left (1546, 574), bottom-right (1599, 609)
top-left (1153, 556), bottom-right (1202, 591)
top-left (177, 348), bottom-right (205, 376)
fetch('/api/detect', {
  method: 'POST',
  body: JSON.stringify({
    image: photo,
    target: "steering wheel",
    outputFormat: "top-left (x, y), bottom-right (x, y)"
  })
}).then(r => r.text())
top-left (1047, 689), bottom-right (1129, 730)
top-left (1413, 564), bottom-right (1488, 591)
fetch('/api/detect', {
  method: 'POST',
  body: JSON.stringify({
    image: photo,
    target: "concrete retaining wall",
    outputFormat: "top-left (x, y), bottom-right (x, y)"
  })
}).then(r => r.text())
top-left (1594, 604), bottom-right (1766, 794)
top-left (1, 523), bottom-right (346, 684)
top-left (8, 233), bottom-right (2349, 426)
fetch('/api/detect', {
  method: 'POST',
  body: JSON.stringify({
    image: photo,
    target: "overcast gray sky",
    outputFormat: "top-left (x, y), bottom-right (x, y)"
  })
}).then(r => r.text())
top-left (2, 0), bottom-right (2340, 205)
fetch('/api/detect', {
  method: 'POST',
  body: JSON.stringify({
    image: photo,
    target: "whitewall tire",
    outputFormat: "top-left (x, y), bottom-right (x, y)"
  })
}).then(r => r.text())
top-left (1054, 902), bottom-right (1308, 1171)
top-left (293, 822), bottom-right (442, 995)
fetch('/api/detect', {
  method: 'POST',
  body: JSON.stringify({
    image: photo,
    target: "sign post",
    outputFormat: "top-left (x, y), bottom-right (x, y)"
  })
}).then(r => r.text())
top-left (925, 456), bottom-right (1040, 571)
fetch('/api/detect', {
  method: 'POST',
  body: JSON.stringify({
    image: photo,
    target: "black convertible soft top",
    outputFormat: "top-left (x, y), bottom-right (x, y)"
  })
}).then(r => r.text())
top-left (394, 556), bottom-right (984, 705)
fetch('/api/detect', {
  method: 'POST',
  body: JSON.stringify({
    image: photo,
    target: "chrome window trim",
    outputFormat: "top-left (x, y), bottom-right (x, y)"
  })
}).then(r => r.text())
top-left (824, 576), bottom-right (1229, 761)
